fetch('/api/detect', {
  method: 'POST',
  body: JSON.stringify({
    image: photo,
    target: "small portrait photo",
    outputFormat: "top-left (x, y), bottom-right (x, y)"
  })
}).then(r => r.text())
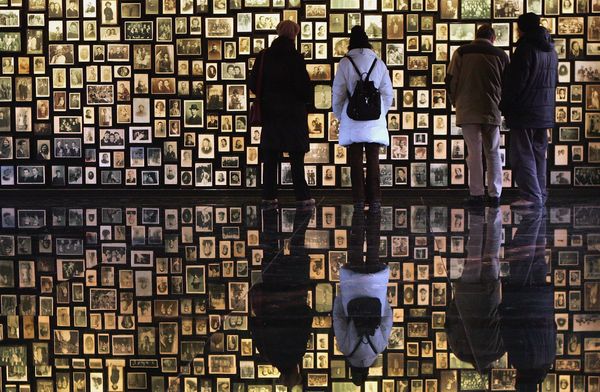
top-left (226, 85), bottom-right (246, 111)
top-left (195, 163), bottom-right (213, 187)
top-left (150, 77), bottom-right (176, 94)
top-left (48, 44), bottom-right (75, 64)
top-left (140, 170), bottom-right (158, 186)
top-left (559, 126), bottom-right (579, 142)
top-left (449, 23), bottom-right (475, 41)
top-left (221, 62), bottom-right (245, 80)
top-left (99, 129), bottom-right (125, 150)
top-left (205, 17), bottom-right (234, 38)
top-left (17, 165), bottom-right (45, 184)
top-left (101, 0), bottom-right (118, 24)
top-left (462, 0), bottom-right (491, 18)
top-left (124, 21), bottom-right (153, 40)
top-left (386, 43), bottom-right (404, 66)
top-left (586, 85), bottom-right (600, 110)
top-left (0, 136), bottom-right (12, 159)
top-left (17, 210), bottom-right (46, 229)
top-left (440, 0), bottom-right (459, 18)
top-left (589, 142), bottom-right (600, 163)
top-left (54, 116), bottom-right (83, 134)
top-left (54, 138), bottom-right (82, 158)
top-left (308, 114), bottom-right (325, 138)
top-left (586, 113), bottom-right (600, 138)
top-left (386, 14), bottom-right (404, 39)
top-left (198, 134), bottom-right (214, 159)
top-left (314, 85), bottom-right (332, 110)
top-left (184, 101), bottom-right (204, 127)
top-left (0, 106), bottom-right (10, 131)
top-left (574, 61), bottom-right (600, 82)
top-left (107, 44), bottom-right (129, 61)
top-left (101, 170), bottom-right (122, 185)
top-left (307, 64), bottom-right (331, 81)
top-left (86, 84), bottom-right (114, 105)
top-left (494, 0), bottom-right (522, 17)
top-left (129, 126), bottom-right (152, 143)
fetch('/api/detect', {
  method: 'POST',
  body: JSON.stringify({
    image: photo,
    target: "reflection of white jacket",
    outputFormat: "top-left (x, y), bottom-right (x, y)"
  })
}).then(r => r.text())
top-left (332, 48), bottom-right (394, 147)
top-left (333, 266), bottom-right (393, 368)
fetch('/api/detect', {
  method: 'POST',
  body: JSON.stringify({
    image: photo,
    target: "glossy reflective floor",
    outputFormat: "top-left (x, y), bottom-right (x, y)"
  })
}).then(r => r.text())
top-left (0, 196), bottom-right (599, 392)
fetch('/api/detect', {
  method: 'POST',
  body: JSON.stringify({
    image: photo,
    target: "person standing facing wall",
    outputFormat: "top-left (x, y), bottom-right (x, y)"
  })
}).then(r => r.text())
top-left (332, 26), bottom-right (393, 212)
top-left (500, 13), bottom-right (558, 208)
top-left (446, 24), bottom-right (509, 208)
top-left (249, 20), bottom-right (314, 209)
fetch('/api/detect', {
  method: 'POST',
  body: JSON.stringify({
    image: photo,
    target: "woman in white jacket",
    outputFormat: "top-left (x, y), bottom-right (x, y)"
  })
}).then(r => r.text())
top-left (333, 26), bottom-right (394, 211)
top-left (333, 263), bottom-right (392, 385)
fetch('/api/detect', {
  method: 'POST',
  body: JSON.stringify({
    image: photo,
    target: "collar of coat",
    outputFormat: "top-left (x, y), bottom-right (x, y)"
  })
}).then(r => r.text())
top-left (347, 48), bottom-right (377, 57)
top-left (516, 26), bottom-right (555, 52)
top-left (472, 38), bottom-right (494, 45)
top-left (270, 36), bottom-right (296, 52)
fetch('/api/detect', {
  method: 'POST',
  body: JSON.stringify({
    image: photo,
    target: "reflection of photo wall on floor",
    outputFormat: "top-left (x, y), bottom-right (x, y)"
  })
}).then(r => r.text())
top-left (0, 201), bottom-right (599, 386)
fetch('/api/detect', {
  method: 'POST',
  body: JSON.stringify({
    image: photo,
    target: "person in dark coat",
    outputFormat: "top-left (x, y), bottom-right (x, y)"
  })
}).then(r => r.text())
top-left (500, 208), bottom-right (555, 392)
top-left (500, 13), bottom-right (558, 209)
top-left (249, 20), bottom-right (314, 209)
top-left (249, 207), bottom-right (313, 389)
top-left (445, 207), bottom-right (504, 374)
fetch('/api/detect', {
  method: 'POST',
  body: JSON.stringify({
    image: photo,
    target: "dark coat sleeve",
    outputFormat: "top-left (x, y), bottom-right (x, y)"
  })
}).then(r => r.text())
top-left (500, 44), bottom-right (532, 115)
top-left (291, 53), bottom-right (311, 104)
top-left (248, 50), bottom-right (265, 95)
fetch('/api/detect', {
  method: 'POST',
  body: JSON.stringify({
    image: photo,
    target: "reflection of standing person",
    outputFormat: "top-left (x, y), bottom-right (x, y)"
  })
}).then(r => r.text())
top-left (501, 208), bottom-right (555, 390)
top-left (446, 24), bottom-right (508, 207)
top-left (248, 20), bottom-right (314, 209)
top-left (333, 208), bottom-right (391, 387)
top-left (445, 207), bottom-right (504, 372)
top-left (250, 207), bottom-right (313, 389)
top-left (500, 13), bottom-right (558, 208)
top-left (332, 26), bottom-right (393, 212)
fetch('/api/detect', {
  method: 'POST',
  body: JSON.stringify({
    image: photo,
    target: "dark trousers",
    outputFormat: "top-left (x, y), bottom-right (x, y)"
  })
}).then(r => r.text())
top-left (348, 143), bottom-right (381, 203)
top-left (509, 128), bottom-right (548, 205)
top-left (349, 209), bottom-right (382, 265)
top-left (261, 149), bottom-right (310, 201)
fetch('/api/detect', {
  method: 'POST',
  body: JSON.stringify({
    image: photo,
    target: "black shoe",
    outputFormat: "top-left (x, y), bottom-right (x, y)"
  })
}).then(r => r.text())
top-left (464, 195), bottom-right (484, 207)
top-left (487, 196), bottom-right (500, 207)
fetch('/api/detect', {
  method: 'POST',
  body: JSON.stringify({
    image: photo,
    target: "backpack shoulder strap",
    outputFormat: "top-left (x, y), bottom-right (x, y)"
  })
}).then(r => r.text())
top-left (348, 334), bottom-right (378, 357)
top-left (365, 58), bottom-right (378, 81)
top-left (345, 55), bottom-right (364, 80)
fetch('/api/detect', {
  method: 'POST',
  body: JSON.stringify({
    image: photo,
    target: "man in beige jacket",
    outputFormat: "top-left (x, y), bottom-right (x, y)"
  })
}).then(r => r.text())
top-left (446, 24), bottom-right (509, 207)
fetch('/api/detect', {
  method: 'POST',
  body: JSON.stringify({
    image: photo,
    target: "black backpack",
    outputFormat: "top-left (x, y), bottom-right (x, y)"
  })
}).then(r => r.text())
top-left (347, 297), bottom-right (382, 355)
top-left (347, 297), bottom-right (382, 336)
top-left (345, 56), bottom-right (381, 121)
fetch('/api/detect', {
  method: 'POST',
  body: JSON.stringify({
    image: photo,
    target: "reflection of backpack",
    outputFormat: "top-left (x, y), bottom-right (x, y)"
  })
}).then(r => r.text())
top-left (348, 297), bottom-right (382, 335)
top-left (347, 297), bottom-right (382, 355)
top-left (345, 56), bottom-right (381, 121)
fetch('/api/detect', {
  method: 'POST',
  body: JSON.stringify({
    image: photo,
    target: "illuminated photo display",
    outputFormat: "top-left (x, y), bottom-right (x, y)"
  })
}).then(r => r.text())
top-left (0, 0), bottom-right (598, 189)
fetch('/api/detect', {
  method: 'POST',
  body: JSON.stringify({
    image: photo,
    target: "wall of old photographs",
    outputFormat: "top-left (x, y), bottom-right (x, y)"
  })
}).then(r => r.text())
top-left (0, 202), bottom-right (599, 391)
top-left (0, 0), bottom-right (598, 189)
